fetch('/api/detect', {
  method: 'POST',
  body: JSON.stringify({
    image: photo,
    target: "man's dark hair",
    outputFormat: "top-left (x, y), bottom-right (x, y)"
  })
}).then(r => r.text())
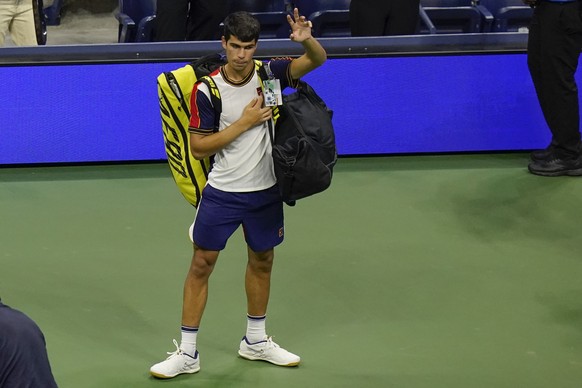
top-left (223, 11), bottom-right (261, 43)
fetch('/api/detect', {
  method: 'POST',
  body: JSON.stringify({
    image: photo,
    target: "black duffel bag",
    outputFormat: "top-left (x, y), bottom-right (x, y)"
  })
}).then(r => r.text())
top-left (269, 80), bottom-right (337, 206)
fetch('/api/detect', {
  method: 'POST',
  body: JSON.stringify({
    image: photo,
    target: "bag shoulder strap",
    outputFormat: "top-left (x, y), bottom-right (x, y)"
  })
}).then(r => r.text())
top-left (255, 59), bottom-right (281, 143)
top-left (188, 53), bottom-right (226, 131)
top-left (197, 75), bottom-right (222, 131)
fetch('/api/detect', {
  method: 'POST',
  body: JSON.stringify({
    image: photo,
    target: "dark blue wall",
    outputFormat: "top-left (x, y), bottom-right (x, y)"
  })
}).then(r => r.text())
top-left (0, 35), bottom-right (571, 165)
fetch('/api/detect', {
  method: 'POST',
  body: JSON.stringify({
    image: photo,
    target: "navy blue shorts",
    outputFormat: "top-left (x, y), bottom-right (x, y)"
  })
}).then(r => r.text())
top-left (192, 184), bottom-right (284, 252)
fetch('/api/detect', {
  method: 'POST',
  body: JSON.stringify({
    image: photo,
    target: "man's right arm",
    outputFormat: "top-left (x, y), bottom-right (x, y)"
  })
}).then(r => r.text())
top-left (189, 92), bottom-right (272, 160)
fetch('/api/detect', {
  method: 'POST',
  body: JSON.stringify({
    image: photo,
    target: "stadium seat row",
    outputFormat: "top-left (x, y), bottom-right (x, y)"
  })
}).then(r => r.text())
top-left (114, 0), bottom-right (534, 43)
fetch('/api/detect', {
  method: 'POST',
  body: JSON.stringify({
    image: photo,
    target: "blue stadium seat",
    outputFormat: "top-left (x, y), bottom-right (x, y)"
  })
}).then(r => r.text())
top-left (310, 10), bottom-right (350, 37)
top-left (418, 5), bottom-right (437, 34)
top-left (292, 0), bottom-right (350, 37)
top-left (227, 0), bottom-right (291, 38)
top-left (115, 0), bottom-right (157, 43)
top-left (419, 0), bottom-right (493, 34)
top-left (228, 0), bottom-right (287, 13)
top-left (479, 0), bottom-right (533, 32)
top-left (292, 0), bottom-right (348, 19)
top-left (43, 0), bottom-right (64, 26)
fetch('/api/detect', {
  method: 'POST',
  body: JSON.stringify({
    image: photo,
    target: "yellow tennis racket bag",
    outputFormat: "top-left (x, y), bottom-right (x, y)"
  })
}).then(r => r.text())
top-left (157, 54), bottom-right (224, 207)
top-left (158, 56), bottom-right (273, 207)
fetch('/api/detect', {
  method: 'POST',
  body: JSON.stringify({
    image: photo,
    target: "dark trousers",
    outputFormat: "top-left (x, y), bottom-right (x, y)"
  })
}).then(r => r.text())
top-left (527, 1), bottom-right (582, 156)
top-left (155, 0), bottom-right (227, 41)
top-left (350, 0), bottom-right (420, 36)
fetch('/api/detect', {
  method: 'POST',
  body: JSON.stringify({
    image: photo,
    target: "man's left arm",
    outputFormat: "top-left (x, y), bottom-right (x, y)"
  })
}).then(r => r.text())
top-left (286, 8), bottom-right (327, 80)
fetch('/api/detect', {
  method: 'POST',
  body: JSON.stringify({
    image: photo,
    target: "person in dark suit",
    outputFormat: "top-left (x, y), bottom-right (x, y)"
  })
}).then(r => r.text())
top-left (350, 0), bottom-right (420, 36)
top-left (524, 0), bottom-right (582, 176)
top-left (155, 0), bottom-right (227, 41)
top-left (0, 299), bottom-right (58, 387)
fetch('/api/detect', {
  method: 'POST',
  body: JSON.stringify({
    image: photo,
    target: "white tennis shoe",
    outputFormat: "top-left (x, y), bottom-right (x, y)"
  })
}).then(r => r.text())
top-left (238, 336), bottom-right (300, 367)
top-left (150, 340), bottom-right (200, 379)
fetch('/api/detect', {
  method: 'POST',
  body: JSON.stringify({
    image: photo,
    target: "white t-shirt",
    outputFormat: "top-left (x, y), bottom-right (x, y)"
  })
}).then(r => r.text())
top-left (189, 59), bottom-right (294, 192)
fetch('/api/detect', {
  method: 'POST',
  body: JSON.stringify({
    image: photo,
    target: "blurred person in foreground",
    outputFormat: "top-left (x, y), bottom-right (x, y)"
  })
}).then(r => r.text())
top-left (0, 298), bottom-right (58, 387)
top-left (155, 0), bottom-right (227, 41)
top-left (149, 8), bottom-right (327, 379)
top-left (524, 0), bottom-right (582, 176)
top-left (350, 0), bottom-right (420, 36)
top-left (0, 0), bottom-right (39, 46)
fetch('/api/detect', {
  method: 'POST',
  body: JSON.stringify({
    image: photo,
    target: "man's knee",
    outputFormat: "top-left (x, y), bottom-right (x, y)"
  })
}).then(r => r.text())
top-left (189, 247), bottom-right (219, 278)
top-left (248, 249), bottom-right (274, 272)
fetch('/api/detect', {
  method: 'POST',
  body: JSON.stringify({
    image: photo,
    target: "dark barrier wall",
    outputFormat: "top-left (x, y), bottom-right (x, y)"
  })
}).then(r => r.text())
top-left (1, 34), bottom-right (577, 165)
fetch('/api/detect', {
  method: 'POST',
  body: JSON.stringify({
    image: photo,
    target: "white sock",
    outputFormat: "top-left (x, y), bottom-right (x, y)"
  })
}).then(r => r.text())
top-left (246, 315), bottom-right (266, 343)
top-left (180, 325), bottom-right (198, 357)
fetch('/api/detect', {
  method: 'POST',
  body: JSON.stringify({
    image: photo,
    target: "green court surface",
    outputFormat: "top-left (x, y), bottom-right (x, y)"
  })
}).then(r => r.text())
top-left (1, 154), bottom-right (582, 388)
